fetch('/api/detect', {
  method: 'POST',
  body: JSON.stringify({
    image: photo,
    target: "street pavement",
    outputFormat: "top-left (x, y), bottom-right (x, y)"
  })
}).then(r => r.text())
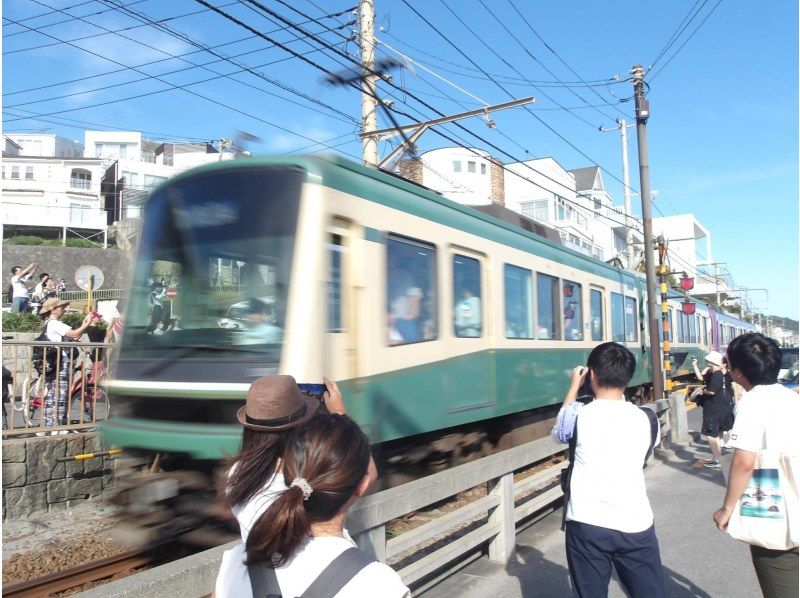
top-left (420, 406), bottom-right (763, 597)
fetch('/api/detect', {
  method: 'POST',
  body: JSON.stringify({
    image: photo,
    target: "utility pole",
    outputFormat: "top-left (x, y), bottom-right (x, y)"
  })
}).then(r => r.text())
top-left (601, 119), bottom-right (636, 268)
top-left (359, 0), bottom-right (379, 166)
top-left (631, 64), bottom-right (664, 401)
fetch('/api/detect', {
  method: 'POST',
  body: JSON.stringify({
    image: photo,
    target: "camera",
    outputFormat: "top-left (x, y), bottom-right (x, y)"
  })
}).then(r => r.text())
top-left (298, 383), bottom-right (326, 403)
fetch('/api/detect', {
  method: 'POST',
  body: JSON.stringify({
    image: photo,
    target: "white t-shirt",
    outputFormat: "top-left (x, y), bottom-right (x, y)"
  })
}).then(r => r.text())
top-left (228, 462), bottom-right (287, 543)
top-left (215, 533), bottom-right (409, 598)
top-left (554, 399), bottom-right (659, 533)
top-left (10, 274), bottom-right (30, 299)
top-left (44, 319), bottom-right (72, 342)
top-left (728, 384), bottom-right (800, 455)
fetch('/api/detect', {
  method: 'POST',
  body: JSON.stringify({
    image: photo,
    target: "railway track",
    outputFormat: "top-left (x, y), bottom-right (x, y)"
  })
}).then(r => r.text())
top-left (3, 549), bottom-right (152, 597)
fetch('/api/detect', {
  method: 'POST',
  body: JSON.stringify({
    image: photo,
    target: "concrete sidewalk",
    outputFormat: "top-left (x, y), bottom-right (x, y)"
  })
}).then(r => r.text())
top-left (421, 408), bottom-right (762, 597)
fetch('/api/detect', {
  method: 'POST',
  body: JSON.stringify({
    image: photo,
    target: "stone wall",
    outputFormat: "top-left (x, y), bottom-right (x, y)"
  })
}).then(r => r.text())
top-left (2, 432), bottom-right (116, 520)
top-left (2, 245), bottom-right (131, 292)
top-left (490, 158), bottom-right (505, 206)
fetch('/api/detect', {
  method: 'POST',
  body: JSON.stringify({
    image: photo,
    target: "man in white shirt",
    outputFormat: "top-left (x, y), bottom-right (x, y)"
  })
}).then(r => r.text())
top-left (9, 263), bottom-right (36, 312)
top-left (713, 333), bottom-right (799, 598)
top-left (553, 342), bottom-right (664, 597)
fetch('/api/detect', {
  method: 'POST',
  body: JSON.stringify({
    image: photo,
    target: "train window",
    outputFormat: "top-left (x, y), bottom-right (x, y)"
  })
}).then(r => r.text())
top-left (590, 289), bottom-right (604, 341)
top-left (453, 254), bottom-right (482, 338)
top-left (611, 293), bottom-right (625, 342)
top-left (624, 296), bottom-right (638, 343)
top-left (688, 313), bottom-right (697, 343)
top-left (328, 234), bottom-right (343, 333)
top-left (387, 235), bottom-right (437, 346)
top-left (537, 274), bottom-right (560, 340)
top-left (563, 280), bottom-right (583, 341)
top-left (504, 264), bottom-right (533, 339)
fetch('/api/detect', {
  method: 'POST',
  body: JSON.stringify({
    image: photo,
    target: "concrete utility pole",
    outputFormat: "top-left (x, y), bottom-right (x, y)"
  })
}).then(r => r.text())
top-left (631, 64), bottom-right (664, 401)
top-left (359, 0), bottom-right (379, 166)
top-left (601, 119), bottom-right (636, 268)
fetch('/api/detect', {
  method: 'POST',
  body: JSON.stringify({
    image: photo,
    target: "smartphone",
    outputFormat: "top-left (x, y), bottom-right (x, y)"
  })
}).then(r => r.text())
top-left (298, 383), bottom-right (326, 402)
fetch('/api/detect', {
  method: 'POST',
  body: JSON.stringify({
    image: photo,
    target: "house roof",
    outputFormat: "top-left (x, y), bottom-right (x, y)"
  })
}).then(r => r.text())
top-left (569, 166), bottom-right (600, 191)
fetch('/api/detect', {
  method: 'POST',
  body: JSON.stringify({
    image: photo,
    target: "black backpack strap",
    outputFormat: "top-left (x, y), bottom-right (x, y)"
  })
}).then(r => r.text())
top-left (560, 415), bottom-right (579, 532)
top-left (302, 547), bottom-right (374, 598)
top-left (247, 560), bottom-right (282, 598)
top-left (639, 406), bottom-right (659, 466)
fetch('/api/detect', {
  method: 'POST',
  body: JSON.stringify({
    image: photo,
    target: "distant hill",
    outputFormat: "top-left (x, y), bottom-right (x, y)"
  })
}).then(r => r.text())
top-left (770, 315), bottom-right (799, 334)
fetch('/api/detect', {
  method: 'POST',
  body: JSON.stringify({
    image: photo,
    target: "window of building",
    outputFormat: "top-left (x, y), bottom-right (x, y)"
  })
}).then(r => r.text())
top-left (563, 280), bottom-right (583, 341)
top-left (590, 288), bottom-right (603, 341)
top-left (11, 166), bottom-right (20, 179)
top-left (70, 168), bottom-right (92, 189)
top-left (328, 234), bottom-right (343, 333)
top-left (453, 254), bottom-right (482, 337)
top-left (536, 274), bottom-right (560, 340)
top-left (453, 160), bottom-right (462, 172)
top-left (69, 203), bottom-right (90, 224)
top-left (467, 161), bottom-right (476, 173)
top-left (2, 166), bottom-right (5, 179)
top-left (144, 175), bottom-right (167, 190)
top-left (25, 166), bottom-right (34, 180)
top-left (624, 296), bottom-right (638, 343)
top-left (480, 163), bottom-right (487, 175)
top-left (555, 197), bottom-right (573, 221)
top-left (520, 200), bottom-right (549, 223)
top-left (594, 197), bottom-right (602, 211)
top-left (611, 292), bottom-right (625, 342)
top-left (504, 264), bottom-right (533, 339)
top-left (122, 171), bottom-right (139, 188)
top-left (387, 235), bottom-right (437, 345)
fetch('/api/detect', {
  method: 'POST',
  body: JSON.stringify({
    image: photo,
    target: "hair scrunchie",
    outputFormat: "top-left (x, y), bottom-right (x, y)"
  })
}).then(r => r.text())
top-left (290, 477), bottom-right (313, 500)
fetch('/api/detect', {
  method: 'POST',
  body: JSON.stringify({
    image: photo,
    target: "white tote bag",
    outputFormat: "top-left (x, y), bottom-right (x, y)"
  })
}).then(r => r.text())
top-left (727, 452), bottom-right (800, 550)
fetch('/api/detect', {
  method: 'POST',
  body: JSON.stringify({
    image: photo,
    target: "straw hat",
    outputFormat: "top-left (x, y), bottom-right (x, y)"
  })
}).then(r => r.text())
top-left (39, 297), bottom-right (70, 316)
top-left (236, 374), bottom-right (319, 432)
top-left (704, 351), bottom-right (724, 366)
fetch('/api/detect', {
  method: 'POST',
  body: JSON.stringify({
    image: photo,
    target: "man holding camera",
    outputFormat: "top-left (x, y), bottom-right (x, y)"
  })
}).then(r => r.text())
top-left (553, 342), bottom-right (664, 597)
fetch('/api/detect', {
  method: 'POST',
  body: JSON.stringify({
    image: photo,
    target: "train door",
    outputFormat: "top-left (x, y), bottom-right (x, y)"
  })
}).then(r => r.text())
top-left (325, 220), bottom-right (357, 381)
top-left (447, 248), bottom-right (494, 412)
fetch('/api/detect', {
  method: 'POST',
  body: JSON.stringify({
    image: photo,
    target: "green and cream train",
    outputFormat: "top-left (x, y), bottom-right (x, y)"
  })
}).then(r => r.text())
top-left (104, 154), bottom-right (749, 474)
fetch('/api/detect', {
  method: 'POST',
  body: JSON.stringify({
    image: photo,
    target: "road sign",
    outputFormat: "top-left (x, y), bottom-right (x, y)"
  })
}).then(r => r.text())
top-left (75, 265), bottom-right (104, 291)
top-left (166, 287), bottom-right (177, 300)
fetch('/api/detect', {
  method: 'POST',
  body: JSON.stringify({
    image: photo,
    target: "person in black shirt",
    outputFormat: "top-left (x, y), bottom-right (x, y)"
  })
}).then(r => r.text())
top-left (691, 351), bottom-right (731, 468)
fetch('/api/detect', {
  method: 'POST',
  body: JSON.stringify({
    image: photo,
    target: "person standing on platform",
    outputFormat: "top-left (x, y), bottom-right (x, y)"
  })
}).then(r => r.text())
top-left (553, 342), bottom-right (665, 598)
top-left (691, 351), bottom-right (733, 468)
top-left (713, 333), bottom-right (799, 598)
top-left (9, 263), bottom-right (36, 312)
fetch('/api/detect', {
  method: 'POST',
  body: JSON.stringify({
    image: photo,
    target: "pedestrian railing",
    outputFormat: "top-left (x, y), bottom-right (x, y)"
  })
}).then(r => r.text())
top-left (2, 289), bottom-right (127, 305)
top-left (2, 339), bottom-right (115, 436)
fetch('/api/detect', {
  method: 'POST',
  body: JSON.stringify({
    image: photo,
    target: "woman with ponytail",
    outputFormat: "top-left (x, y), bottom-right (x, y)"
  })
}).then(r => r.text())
top-left (216, 413), bottom-right (409, 597)
top-left (225, 375), bottom-right (346, 543)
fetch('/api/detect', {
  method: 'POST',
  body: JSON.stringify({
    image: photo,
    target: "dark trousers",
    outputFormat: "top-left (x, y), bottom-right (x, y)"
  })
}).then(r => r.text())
top-left (750, 545), bottom-right (799, 598)
top-left (565, 520), bottom-right (665, 598)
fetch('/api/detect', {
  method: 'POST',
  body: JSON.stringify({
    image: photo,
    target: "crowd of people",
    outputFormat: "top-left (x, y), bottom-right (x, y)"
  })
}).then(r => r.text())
top-left (8, 263), bottom-right (69, 314)
top-left (212, 334), bottom-right (796, 598)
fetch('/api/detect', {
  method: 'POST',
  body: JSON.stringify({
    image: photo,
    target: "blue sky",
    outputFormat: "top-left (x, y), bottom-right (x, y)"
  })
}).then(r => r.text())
top-left (3, 0), bottom-right (798, 318)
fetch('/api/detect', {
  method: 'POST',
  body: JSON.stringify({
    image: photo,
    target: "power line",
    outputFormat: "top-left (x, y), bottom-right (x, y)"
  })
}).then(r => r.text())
top-left (649, 0), bottom-right (708, 70)
top-left (2, 0), bottom-right (141, 38)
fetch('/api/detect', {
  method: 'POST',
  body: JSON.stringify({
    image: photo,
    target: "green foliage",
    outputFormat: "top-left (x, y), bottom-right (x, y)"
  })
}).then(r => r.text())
top-left (65, 238), bottom-right (102, 248)
top-left (2, 311), bottom-right (45, 332)
top-left (4, 235), bottom-right (44, 246)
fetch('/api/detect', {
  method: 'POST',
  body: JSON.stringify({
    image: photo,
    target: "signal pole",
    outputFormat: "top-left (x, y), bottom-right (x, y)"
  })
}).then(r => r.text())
top-left (359, 0), bottom-right (379, 166)
top-left (600, 119), bottom-right (636, 268)
top-left (631, 64), bottom-right (664, 401)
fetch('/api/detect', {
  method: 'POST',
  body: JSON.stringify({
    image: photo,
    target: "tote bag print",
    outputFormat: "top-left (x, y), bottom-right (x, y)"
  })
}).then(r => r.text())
top-left (740, 469), bottom-right (783, 519)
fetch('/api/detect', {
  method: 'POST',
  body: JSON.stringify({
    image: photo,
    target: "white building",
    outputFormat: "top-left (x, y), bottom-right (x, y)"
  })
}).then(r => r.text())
top-left (84, 130), bottom-right (142, 161)
top-left (6, 133), bottom-right (83, 158)
top-left (413, 147), bottom-right (497, 205)
top-left (1, 154), bottom-right (107, 243)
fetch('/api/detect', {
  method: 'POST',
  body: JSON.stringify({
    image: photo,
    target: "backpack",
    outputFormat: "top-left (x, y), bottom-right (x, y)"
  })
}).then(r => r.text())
top-left (560, 405), bottom-right (659, 531)
top-left (248, 547), bottom-right (374, 598)
top-left (32, 321), bottom-right (59, 374)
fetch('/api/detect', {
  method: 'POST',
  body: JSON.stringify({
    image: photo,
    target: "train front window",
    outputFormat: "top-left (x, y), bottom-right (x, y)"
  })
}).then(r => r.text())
top-left (123, 167), bottom-right (303, 360)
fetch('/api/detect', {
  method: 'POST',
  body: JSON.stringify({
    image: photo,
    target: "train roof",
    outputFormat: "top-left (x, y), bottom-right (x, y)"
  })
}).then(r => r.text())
top-left (163, 154), bottom-right (645, 284)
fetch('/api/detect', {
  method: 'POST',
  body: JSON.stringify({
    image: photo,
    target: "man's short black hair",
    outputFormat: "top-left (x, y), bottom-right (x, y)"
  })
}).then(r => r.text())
top-left (726, 333), bottom-right (781, 386)
top-left (587, 342), bottom-right (636, 389)
top-left (39, 273), bottom-right (49, 281)
top-left (11, 266), bottom-right (20, 275)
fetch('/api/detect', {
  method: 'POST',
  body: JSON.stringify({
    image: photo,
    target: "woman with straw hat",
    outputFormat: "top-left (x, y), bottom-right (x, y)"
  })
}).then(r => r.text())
top-left (39, 298), bottom-right (92, 430)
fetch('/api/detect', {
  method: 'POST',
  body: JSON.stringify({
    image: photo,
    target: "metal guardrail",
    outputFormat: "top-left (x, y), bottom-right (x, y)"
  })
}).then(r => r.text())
top-left (2, 339), bottom-right (115, 436)
top-left (75, 398), bottom-right (674, 598)
top-left (2, 289), bottom-right (127, 305)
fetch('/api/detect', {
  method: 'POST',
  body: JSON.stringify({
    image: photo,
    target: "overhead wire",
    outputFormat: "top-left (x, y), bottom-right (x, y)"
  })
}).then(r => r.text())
top-left (2, 0), bottom-right (147, 38)
top-left (649, 0), bottom-right (708, 70)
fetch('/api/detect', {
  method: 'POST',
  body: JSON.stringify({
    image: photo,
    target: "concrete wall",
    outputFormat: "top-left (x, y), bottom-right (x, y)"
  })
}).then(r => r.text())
top-left (2, 245), bottom-right (130, 291)
top-left (2, 431), bottom-right (116, 520)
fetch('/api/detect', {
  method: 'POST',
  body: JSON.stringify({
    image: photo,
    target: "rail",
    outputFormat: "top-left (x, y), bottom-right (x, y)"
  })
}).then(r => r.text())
top-left (2, 339), bottom-right (115, 436)
top-left (2, 289), bottom-right (127, 305)
top-left (72, 397), bottom-right (677, 597)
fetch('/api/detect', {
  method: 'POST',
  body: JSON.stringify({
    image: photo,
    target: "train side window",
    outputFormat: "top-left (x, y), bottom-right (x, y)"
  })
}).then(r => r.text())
top-left (453, 254), bottom-right (482, 337)
top-left (624, 296), bottom-right (638, 343)
top-left (590, 289), bottom-right (604, 341)
top-left (536, 274), bottom-right (560, 340)
top-left (327, 234), bottom-right (343, 333)
top-left (611, 292), bottom-right (625, 342)
top-left (387, 235), bottom-right (437, 345)
top-left (504, 264), bottom-right (533, 339)
top-left (563, 280), bottom-right (583, 341)
top-left (688, 313), bottom-right (697, 343)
